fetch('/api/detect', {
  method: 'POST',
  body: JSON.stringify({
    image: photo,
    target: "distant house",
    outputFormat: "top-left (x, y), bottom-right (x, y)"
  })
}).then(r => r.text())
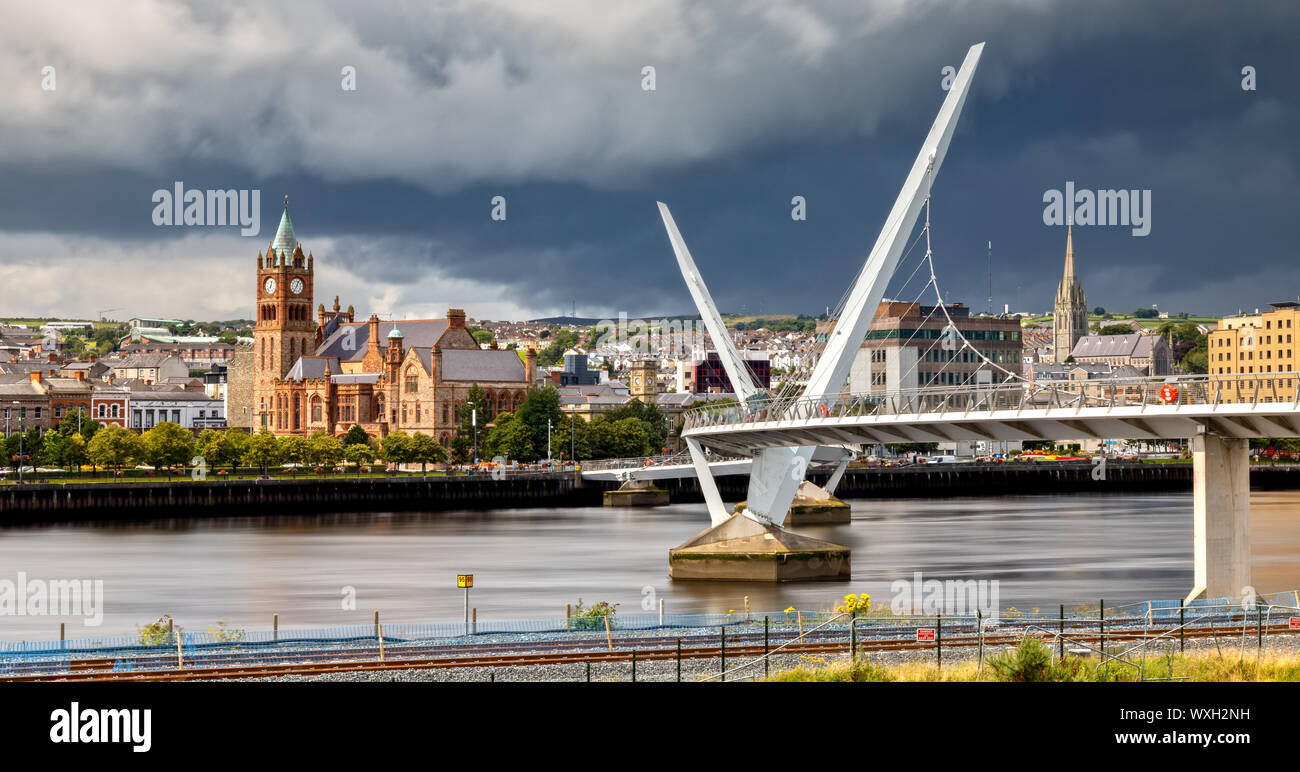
top-left (110, 353), bottom-right (189, 385)
top-left (129, 389), bottom-right (225, 430)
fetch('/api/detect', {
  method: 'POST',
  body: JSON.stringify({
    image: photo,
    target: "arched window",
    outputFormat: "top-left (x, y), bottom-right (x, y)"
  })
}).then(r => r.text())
top-left (293, 394), bottom-right (301, 430)
top-left (111, 405), bottom-right (120, 418)
top-left (311, 396), bottom-right (322, 423)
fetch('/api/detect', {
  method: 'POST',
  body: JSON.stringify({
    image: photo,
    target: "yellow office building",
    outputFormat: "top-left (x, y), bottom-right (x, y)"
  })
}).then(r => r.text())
top-left (1207, 301), bottom-right (1300, 402)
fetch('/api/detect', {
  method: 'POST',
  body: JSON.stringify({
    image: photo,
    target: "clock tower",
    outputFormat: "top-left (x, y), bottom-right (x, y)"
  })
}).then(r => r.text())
top-left (254, 198), bottom-right (315, 431)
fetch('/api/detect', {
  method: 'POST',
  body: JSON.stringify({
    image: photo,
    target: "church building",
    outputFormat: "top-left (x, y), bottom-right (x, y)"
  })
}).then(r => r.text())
top-left (1052, 225), bottom-right (1088, 364)
top-left (253, 203), bottom-right (535, 447)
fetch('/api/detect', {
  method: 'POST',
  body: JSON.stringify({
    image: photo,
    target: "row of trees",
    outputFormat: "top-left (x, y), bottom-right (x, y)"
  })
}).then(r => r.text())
top-left (462, 384), bottom-right (672, 463)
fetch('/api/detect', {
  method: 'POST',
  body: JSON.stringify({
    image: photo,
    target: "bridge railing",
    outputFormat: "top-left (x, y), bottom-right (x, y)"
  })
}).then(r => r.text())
top-left (682, 373), bottom-right (1300, 433)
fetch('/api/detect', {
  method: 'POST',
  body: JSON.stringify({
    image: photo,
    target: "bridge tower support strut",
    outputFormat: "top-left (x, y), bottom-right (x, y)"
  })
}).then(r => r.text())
top-left (1190, 432), bottom-right (1251, 601)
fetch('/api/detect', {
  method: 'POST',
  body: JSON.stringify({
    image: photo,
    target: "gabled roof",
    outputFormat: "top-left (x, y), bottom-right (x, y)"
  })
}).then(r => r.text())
top-left (439, 348), bottom-right (526, 382)
top-left (315, 319), bottom-right (451, 361)
top-left (285, 356), bottom-right (341, 381)
top-left (1071, 334), bottom-right (1156, 360)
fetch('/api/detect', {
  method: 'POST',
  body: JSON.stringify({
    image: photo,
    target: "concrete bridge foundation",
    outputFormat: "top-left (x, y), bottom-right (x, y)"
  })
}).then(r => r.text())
top-left (1191, 433), bottom-right (1251, 601)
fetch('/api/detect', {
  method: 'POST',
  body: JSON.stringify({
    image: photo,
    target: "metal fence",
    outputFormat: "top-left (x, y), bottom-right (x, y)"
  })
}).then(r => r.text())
top-left (3, 589), bottom-right (1298, 678)
top-left (681, 373), bottom-right (1300, 433)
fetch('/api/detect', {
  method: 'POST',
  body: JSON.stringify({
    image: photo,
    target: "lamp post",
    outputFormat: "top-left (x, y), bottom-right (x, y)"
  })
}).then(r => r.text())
top-left (12, 401), bottom-right (23, 486)
top-left (547, 418), bottom-right (552, 463)
top-left (468, 402), bottom-right (478, 464)
top-left (570, 413), bottom-right (575, 463)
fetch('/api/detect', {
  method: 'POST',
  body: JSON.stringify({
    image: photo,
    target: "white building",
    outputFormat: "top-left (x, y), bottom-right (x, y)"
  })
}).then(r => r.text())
top-left (129, 390), bottom-right (226, 430)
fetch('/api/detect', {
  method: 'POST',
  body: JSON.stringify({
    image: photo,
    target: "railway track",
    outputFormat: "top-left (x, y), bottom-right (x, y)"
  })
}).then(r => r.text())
top-left (6, 621), bottom-right (1293, 682)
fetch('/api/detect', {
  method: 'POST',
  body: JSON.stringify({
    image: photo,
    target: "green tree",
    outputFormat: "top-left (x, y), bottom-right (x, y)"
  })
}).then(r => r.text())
top-left (407, 432), bottom-right (447, 474)
top-left (515, 386), bottom-right (564, 459)
top-left (57, 407), bottom-right (101, 441)
top-left (605, 399), bottom-right (668, 454)
top-left (39, 431), bottom-right (68, 467)
top-left (342, 425), bottom-right (371, 446)
top-left (483, 412), bottom-right (535, 461)
top-left (380, 431), bottom-right (414, 469)
top-left (61, 434), bottom-right (87, 470)
top-left (140, 422), bottom-right (195, 468)
top-left (344, 442), bottom-right (374, 474)
top-left (551, 416), bottom-right (591, 461)
top-left (309, 432), bottom-right (345, 469)
top-left (278, 435), bottom-right (312, 473)
top-left (196, 429), bottom-right (249, 470)
top-left (87, 424), bottom-right (145, 471)
top-left (241, 430), bottom-right (281, 476)
top-left (1098, 323), bottom-right (1133, 336)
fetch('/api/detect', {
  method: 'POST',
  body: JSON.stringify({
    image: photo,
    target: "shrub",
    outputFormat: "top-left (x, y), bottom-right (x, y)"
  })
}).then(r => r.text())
top-left (570, 598), bottom-right (618, 630)
top-left (987, 638), bottom-right (1084, 682)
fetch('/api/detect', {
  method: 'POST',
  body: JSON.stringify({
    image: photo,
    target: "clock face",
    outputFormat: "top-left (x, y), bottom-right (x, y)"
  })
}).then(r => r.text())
top-left (290, 278), bottom-right (304, 295)
top-left (263, 277), bottom-right (276, 294)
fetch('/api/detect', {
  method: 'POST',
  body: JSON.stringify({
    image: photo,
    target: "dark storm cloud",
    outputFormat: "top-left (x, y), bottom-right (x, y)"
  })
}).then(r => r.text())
top-left (0, 0), bottom-right (1296, 319)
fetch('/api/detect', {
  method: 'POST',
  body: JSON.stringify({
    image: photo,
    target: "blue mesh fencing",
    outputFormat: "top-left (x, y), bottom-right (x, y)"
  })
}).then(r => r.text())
top-left (3, 590), bottom-right (1297, 678)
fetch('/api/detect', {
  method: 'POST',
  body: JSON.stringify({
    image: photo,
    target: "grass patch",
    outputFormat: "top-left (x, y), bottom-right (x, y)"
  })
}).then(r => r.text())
top-left (765, 639), bottom-right (1300, 682)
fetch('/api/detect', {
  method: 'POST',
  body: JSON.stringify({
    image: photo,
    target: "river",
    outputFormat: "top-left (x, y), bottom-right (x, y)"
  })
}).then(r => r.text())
top-left (1, 490), bottom-right (1297, 640)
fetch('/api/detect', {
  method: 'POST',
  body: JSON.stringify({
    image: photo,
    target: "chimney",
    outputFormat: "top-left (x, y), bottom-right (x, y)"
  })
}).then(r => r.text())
top-left (74, 371), bottom-right (85, 381)
top-left (447, 308), bottom-right (467, 330)
top-left (368, 314), bottom-right (380, 350)
top-left (525, 346), bottom-right (537, 383)
top-left (30, 371), bottom-right (41, 384)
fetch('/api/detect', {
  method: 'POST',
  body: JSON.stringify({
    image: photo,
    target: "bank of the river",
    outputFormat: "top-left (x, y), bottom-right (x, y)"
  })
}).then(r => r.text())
top-left (5, 462), bottom-right (1300, 524)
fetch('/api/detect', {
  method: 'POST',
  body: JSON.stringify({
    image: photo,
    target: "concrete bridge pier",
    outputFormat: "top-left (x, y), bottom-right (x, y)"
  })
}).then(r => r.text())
top-left (1190, 432), bottom-right (1251, 601)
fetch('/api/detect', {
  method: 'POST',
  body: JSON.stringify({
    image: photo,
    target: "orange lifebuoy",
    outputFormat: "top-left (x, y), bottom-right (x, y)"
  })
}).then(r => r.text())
top-left (818, 403), bottom-right (829, 417)
top-left (1160, 384), bottom-right (1178, 403)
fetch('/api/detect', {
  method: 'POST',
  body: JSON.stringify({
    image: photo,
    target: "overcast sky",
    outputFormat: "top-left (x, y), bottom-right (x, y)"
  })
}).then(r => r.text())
top-left (0, 0), bottom-right (1296, 323)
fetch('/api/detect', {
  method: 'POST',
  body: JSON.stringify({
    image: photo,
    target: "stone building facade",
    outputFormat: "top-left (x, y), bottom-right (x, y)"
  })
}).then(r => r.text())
top-left (253, 204), bottom-right (535, 446)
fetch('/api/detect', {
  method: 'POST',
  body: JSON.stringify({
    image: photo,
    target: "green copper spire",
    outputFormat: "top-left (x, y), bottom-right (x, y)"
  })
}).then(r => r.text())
top-left (271, 195), bottom-right (297, 265)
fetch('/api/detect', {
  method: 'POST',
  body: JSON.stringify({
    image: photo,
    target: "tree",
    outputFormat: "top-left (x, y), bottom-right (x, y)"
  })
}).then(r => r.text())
top-left (87, 424), bottom-right (145, 472)
top-left (537, 329), bottom-right (580, 367)
top-left (605, 399), bottom-right (667, 454)
top-left (309, 432), bottom-right (345, 469)
top-left (57, 408), bottom-right (101, 442)
top-left (342, 425), bottom-right (370, 446)
top-left (380, 431), bottom-right (413, 469)
top-left (408, 432), bottom-right (447, 474)
top-left (515, 386), bottom-right (564, 459)
top-left (1134, 308), bottom-right (1159, 319)
top-left (344, 442), bottom-right (374, 474)
top-left (61, 434), bottom-right (87, 470)
top-left (1098, 323), bottom-right (1133, 336)
top-left (241, 430), bottom-right (281, 476)
top-left (196, 429), bottom-right (249, 470)
top-left (278, 435), bottom-right (312, 473)
top-left (551, 416), bottom-right (591, 461)
top-left (483, 412), bottom-right (535, 461)
top-left (140, 422), bottom-right (195, 468)
top-left (1092, 307), bottom-right (1106, 316)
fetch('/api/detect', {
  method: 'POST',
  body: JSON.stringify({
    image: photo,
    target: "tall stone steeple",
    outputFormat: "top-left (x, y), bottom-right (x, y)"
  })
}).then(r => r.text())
top-left (1053, 224), bottom-right (1088, 363)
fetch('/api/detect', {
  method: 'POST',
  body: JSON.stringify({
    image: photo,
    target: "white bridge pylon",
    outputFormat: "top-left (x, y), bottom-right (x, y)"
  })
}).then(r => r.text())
top-left (658, 42), bottom-right (985, 529)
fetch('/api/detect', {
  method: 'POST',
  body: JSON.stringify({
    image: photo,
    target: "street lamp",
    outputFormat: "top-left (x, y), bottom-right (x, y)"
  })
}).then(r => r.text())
top-left (12, 401), bottom-right (22, 485)
top-left (467, 401), bottom-right (478, 464)
top-left (570, 413), bottom-right (575, 463)
top-left (547, 418), bottom-right (552, 463)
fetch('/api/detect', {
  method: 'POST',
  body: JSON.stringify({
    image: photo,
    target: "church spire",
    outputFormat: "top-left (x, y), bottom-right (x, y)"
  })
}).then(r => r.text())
top-left (1062, 224), bottom-right (1076, 283)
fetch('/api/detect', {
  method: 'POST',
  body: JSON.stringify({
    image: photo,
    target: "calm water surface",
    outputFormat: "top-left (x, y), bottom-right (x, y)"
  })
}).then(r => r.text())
top-left (1, 491), bottom-right (1297, 640)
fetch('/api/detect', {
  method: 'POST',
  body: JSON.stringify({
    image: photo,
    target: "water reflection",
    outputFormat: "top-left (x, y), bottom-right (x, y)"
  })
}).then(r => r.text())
top-left (0, 491), bottom-right (1296, 640)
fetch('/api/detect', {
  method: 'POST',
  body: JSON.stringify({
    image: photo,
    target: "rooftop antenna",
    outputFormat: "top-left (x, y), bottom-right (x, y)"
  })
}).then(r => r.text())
top-left (986, 240), bottom-right (993, 315)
